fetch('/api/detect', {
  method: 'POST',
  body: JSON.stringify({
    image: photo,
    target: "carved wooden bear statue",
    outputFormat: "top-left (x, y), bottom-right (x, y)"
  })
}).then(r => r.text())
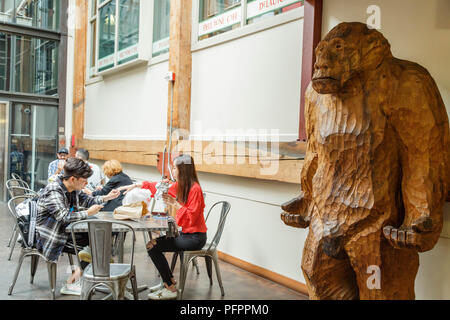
top-left (281, 22), bottom-right (449, 300)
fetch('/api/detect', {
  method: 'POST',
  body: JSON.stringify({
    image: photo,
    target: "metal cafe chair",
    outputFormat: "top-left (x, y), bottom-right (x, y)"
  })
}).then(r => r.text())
top-left (10, 174), bottom-right (30, 189)
top-left (177, 201), bottom-right (231, 300)
top-left (7, 195), bottom-right (60, 299)
top-left (169, 192), bottom-right (208, 275)
top-left (5, 185), bottom-right (38, 259)
top-left (69, 220), bottom-right (139, 300)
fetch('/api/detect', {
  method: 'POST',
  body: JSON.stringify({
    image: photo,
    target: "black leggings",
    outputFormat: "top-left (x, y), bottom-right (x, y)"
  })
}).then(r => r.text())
top-left (147, 232), bottom-right (207, 286)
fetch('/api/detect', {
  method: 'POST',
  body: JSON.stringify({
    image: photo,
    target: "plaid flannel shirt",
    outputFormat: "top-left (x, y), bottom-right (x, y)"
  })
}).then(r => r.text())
top-left (35, 177), bottom-right (105, 262)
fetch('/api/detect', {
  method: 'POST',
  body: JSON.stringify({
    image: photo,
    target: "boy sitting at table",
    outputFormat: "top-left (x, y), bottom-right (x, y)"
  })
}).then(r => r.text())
top-left (35, 157), bottom-right (120, 296)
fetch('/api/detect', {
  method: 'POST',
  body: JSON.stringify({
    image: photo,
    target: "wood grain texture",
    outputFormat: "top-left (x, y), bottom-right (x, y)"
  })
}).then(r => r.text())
top-left (281, 22), bottom-right (450, 300)
top-left (168, 0), bottom-right (192, 139)
top-left (72, 0), bottom-right (88, 153)
top-left (78, 139), bottom-right (305, 183)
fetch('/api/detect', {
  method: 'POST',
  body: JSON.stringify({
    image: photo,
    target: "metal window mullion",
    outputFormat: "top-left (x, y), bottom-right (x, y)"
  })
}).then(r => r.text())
top-left (31, 105), bottom-right (37, 190)
top-left (191, 0), bottom-right (200, 47)
top-left (98, 0), bottom-right (111, 10)
top-left (241, 0), bottom-right (247, 27)
top-left (87, 0), bottom-right (94, 78)
top-left (95, 0), bottom-right (100, 74)
top-left (114, 0), bottom-right (119, 66)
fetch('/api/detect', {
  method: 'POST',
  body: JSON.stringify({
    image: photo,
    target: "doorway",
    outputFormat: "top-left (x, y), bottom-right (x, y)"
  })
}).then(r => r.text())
top-left (9, 103), bottom-right (58, 191)
top-left (0, 101), bottom-right (8, 201)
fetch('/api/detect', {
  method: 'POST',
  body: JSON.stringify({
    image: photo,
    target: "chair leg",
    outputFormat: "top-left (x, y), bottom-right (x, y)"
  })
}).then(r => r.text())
top-left (80, 279), bottom-right (95, 300)
top-left (8, 249), bottom-right (27, 295)
top-left (193, 258), bottom-right (200, 275)
top-left (170, 252), bottom-right (178, 273)
top-left (68, 254), bottom-right (75, 274)
top-left (8, 229), bottom-right (19, 261)
top-left (30, 255), bottom-right (40, 284)
top-left (177, 255), bottom-right (189, 300)
top-left (130, 266), bottom-right (139, 300)
top-left (46, 262), bottom-right (57, 300)
top-left (7, 224), bottom-right (17, 247)
top-left (212, 252), bottom-right (225, 296)
top-left (205, 256), bottom-right (213, 286)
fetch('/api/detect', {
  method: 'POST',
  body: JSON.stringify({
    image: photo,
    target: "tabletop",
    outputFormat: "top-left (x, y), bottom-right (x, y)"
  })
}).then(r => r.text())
top-left (65, 211), bottom-right (169, 233)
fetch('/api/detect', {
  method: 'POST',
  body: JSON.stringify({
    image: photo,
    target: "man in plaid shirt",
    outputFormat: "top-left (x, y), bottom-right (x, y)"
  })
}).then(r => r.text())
top-left (36, 157), bottom-right (120, 295)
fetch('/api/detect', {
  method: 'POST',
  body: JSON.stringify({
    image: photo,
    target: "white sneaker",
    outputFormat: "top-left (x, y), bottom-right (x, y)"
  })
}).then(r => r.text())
top-left (148, 283), bottom-right (164, 293)
top-left (60, 279), bottom-right (82, 296)
top-left (148, 288), bottom-right (178, 300)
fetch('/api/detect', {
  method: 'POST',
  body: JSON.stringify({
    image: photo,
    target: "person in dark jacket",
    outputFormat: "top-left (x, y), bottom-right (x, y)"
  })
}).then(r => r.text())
top-left (84, 160), bottom-right (133, 211)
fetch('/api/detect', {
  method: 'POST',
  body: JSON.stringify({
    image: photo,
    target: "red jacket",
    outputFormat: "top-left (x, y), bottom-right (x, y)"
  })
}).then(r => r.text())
top-left (142, 181), bottom-right (207, 234)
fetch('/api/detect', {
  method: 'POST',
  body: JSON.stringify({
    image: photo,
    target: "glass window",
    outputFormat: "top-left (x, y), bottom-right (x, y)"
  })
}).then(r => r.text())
top-left (0, 0), bottom-right (14, 24)
top-left (98, 0), bottom-right (116, 72)
top-left (92, 0), bottom-right (142, 74)
top-left (246, 0), bottom-right (303, 25)
top-left (0, 33), bottom-right (11, 91)
top-left (198, 0), bottom-right (241, 41)
top-left (11, 0), bottom-right (60, 31)
top-left (118, 0), bottom-right (139, 65)
top-left (197, 0), bottom-right (304, 41)
top-left (152, 0), bottom-right (170, 57)
top-left (14, 35), bottom-right (58, 95)
top-left (10, 104), bottom-right (58, 190)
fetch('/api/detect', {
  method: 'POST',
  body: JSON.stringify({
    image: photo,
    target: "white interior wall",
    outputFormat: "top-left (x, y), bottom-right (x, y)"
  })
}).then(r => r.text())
top-left (84, 62), bottom-right (169, 140)
top-left (190, 18), bottom-right (303, 142)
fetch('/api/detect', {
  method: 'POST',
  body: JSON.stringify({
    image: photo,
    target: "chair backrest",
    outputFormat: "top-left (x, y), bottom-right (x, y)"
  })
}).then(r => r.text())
top-left (205, 201), bottom-right (231, 252)
top-left (7, 185), bottom-right (37, 198)
top-left (7, 177), bottom-right (30, 189)
top-left (7, 195), bottom-right (36, 250)
top-left (69, 220), bottom-right (136, 277)
top-left (11, 173), bottom-right (21, 180)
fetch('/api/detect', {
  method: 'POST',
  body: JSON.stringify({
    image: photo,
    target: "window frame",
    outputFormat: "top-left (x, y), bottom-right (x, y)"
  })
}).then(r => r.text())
top-left (86, 0), bottom-right (151, 78)
top-left (192, 0), bottom-right (305, 52)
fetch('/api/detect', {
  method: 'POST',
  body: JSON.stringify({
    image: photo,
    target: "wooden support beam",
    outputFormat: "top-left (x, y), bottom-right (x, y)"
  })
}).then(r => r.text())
top-left (298, 0), bottom-right (322, 141)
top-left (168, 0), bottom-right (192, 140)
top-left (79, 138), bottom-right (306, 184)
top-left (71, 0), bottom-right (88, 155)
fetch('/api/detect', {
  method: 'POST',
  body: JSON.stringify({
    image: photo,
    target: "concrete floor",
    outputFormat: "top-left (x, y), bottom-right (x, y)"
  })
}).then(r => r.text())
top-left (0, 202), bottom-right (307, 300)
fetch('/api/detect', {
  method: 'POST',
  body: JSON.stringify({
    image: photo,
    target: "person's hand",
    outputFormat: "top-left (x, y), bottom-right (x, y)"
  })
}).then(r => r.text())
top-left (104, 189), bottom-right (121, 201)
top-left (117, 183), bottom-right (141, 195)
top-left (146, 239), bottom-right (157, 250)
top-left (96, 185), bottom-right (103, 191)
top-left (162, 194), bottom-right (181, 210)
top-left (87, 204), bottom-right (104, 216)
top-left (82, 188), bottom-right (93, 195)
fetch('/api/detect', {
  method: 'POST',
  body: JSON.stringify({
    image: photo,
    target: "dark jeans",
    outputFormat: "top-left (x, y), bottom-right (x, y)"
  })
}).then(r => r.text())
top-left (63, 232), bottom-right (90, 270)
top-left (147, 232), bottom-right (207, 286)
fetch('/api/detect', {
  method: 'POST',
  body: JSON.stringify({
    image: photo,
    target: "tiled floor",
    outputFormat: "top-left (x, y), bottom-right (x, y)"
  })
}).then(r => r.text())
top-left (0, 202), bottom-right (307, 300)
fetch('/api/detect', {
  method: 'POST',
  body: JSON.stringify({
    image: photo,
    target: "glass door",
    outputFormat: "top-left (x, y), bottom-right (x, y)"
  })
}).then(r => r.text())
top-left (10, 103), bottom-right (58, 191)
top-left (0, 101), bottom-right (8, 201)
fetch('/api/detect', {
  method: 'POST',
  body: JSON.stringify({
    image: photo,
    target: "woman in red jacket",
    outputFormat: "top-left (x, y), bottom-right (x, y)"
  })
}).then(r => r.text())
top-left (119, 154), bottom-right (207, 300)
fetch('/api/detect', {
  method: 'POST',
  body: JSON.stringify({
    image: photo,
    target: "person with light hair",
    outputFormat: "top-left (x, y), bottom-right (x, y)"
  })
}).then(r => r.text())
top-left (84, 160), bottom-right (133, 212)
